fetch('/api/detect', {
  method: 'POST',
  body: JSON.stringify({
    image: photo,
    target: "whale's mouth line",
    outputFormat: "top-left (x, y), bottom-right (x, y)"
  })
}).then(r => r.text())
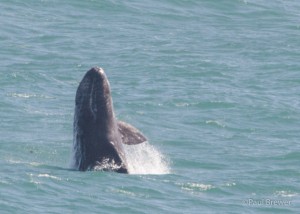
top-left (89, 78), bottom-right (98, 119)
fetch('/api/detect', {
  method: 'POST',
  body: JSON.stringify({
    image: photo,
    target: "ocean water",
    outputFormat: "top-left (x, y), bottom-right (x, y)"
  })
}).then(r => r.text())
top-left (1, 0), bottom-right (300, 213)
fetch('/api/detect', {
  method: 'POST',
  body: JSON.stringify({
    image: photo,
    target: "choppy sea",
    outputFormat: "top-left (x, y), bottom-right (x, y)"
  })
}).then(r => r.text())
top-left (1, 0), bottom-right (300, 213)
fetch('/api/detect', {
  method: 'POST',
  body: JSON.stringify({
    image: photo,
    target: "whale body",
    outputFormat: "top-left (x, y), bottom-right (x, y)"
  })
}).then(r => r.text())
top-left (72, 67), bottom-right (146, 173)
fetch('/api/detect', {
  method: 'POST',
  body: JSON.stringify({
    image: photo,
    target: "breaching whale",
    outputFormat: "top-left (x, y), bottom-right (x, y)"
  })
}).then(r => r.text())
top-left (72, 67), bottom-right (147, 173)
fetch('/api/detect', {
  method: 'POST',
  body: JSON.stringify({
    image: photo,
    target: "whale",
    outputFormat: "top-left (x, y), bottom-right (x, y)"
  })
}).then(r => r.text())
top-left (72, 67), bottom-right (147, 173)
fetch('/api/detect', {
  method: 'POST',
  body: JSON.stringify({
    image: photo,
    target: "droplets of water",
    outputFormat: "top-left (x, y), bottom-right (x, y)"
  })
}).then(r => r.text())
top-left (124, 142), bottom-right (170, 175)
top-left (93, 158), bottom-right (124, 172)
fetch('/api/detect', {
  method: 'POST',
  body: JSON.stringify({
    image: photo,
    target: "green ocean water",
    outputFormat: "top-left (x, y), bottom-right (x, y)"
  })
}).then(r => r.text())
top-left (1, 0), bottom-right (300, 213)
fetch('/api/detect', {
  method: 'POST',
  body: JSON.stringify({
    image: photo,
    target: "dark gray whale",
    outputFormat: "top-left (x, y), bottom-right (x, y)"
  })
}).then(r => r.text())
top-left (72, 67), bottom-right (147, 173)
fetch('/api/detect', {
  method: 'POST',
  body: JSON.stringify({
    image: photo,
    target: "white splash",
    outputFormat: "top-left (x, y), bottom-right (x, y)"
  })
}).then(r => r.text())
top-left (124, 142), bottom-right (170, 175)
top-left (275, 190), bottom-right (298, 198)
top-left (37, 174), bottom-right (62, 181)
top-left (93, 158), bottom-right (124, 172)
top-left (178, 182), bottom-right (214, 192)
top-left (205, 120), bottom-right (226, 128)
top-left (9, 93), bottom-right (52, 99)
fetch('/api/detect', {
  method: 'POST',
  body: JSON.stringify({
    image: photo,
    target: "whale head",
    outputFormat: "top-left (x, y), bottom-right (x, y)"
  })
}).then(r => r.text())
top-left (72, 67), bottom-right (126, 172)
top-left (75, 67), bottom-right (113, 120)
top-left (72, 67), bottom-right (147, 173)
